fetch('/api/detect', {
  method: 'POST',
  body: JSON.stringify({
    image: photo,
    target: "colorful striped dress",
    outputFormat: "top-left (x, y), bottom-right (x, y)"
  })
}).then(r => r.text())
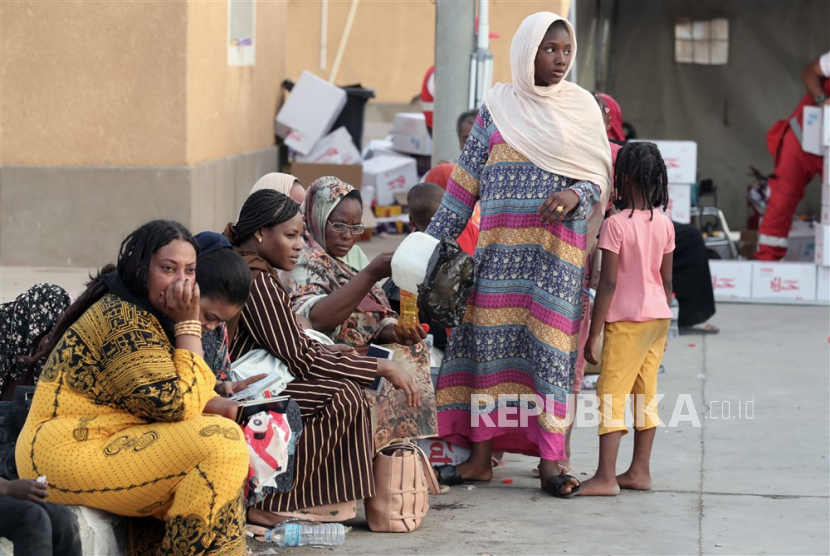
top-left (426, 105), bottom-right (600, 460)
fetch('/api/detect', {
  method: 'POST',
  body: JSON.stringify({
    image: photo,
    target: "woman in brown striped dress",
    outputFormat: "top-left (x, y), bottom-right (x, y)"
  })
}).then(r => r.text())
top-left (222, 189), bottom-right (419, 526)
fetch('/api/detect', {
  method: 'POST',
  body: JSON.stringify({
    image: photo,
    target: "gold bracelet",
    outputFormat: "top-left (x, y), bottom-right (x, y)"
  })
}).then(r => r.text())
top-left (174, 320), bottom-right (203, 339)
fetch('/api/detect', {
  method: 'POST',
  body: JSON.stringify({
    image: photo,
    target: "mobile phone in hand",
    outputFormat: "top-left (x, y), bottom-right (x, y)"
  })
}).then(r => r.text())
top-left (366, 344), bottom-right (393, 395)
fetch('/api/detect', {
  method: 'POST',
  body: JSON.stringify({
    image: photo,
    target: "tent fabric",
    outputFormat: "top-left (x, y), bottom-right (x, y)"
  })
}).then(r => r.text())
top-left (602, 0), bottom-right (829, 228)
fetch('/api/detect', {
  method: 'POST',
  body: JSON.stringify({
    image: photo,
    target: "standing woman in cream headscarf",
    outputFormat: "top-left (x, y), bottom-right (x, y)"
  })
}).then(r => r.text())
top-left (426, 12), bottom-right (612, 498)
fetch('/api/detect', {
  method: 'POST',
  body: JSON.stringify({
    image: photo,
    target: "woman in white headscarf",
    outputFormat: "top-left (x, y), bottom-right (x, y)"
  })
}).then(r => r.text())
top-left (426, 12), bottom-right (612, 498)
top-left (249, 172), bottom-right (306, 204)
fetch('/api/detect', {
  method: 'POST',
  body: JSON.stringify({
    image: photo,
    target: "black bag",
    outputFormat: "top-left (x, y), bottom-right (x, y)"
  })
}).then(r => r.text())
top-left (417, 238), bottom-right (476, 328)
top-left (0, 385), bottom-right (36, 480)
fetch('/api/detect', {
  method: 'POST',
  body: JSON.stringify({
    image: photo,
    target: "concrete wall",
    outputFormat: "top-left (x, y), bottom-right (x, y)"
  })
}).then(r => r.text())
top-left (285, 0), bottom-right (570, 103)
top-left (0, 2), bottom-right (188, 166)
top-left (0, 147), bottom-right (277, 267)
top-left (186, 1), bottom-right (288, 164)
top-left (1, 1), bottom-right (286, 267)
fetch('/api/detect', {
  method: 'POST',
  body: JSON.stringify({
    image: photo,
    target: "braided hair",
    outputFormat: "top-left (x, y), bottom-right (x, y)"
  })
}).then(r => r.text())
top-left (613, 141), bottom-right (670, 220)
top-left (230, 189), bottom-right (300, 245)
top-left (27, 220), bottom-right (197, 371)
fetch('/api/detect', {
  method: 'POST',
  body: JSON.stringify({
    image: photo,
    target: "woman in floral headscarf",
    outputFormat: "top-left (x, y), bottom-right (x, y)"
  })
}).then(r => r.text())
top-left (285, 176), bottom-right (438, 447)
top-left (0, 283), bottom-right (70, 399)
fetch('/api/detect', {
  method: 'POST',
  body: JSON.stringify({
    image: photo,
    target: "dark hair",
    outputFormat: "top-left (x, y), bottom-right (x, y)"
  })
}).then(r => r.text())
top-left (613, 142), bottom-right (670, 220)
top-left (408, 182), bottom-right (445, 231)
top-left (197, 248), bottom-right (252, 307)
top-left (27, 220), bottom-right (197, 370)
top-left (456, 109), bottom-right (479, 136)
top-left (342, 190), bottom-right (363, 208)
top-left (232, 189), bottom-right (300, 245)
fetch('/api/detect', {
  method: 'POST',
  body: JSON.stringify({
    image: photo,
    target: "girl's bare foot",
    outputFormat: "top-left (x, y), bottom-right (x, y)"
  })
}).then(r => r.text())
top-left (616, 469), bottom-right (652, 490)
top-left (578, 475), bottom-right (620, 496)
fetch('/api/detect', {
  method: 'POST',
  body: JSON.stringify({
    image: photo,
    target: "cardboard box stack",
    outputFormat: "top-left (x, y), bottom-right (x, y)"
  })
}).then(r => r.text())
top-left (645, 140), bottom-right (697, 224)
top-left (274, 73), bottom-right (429, 236)
top-left (276, 71), bottom-right (347, 156)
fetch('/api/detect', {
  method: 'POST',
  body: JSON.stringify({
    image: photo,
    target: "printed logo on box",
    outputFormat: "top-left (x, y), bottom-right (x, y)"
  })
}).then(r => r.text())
top-left (420, 439), bottom-right (470, 466)
top-left (769, 277), bottom-right (801, 292)
top-left (712, 275), bottom-right (736, 290)
top-left (386, 175), bottom-right (406, 191)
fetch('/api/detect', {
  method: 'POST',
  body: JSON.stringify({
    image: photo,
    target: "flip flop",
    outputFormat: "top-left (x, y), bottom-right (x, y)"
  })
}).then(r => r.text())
top-left (544, 474), bottom-right (581, 499)
top-left (433, 464), bottom-right (491, 487)
top-left (491, 457), bottom-right (507, 470)
top-left (433, 464), bottom-right (464, 487)
top-left (679, 324), bottom-right (719, 335)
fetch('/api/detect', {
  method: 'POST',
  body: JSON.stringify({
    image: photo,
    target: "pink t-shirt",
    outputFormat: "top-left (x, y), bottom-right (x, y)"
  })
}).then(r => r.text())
top-left (598, 210), bottom-right (676, 322)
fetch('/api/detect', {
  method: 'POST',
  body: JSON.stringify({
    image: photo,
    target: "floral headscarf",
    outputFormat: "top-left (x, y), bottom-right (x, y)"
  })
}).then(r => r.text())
top-left (304, 176), bottom-right (358, 253)
top-left (0, 283), bottom-right (71, 391)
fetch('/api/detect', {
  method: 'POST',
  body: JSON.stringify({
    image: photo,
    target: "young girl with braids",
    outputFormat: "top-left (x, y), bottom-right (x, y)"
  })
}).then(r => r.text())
top-left (580, 141), bottom-right (675, 496)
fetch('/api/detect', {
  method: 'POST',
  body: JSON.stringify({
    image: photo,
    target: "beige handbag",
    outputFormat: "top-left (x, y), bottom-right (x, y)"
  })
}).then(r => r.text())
top-left (365, 440), bottom-right (441, 533)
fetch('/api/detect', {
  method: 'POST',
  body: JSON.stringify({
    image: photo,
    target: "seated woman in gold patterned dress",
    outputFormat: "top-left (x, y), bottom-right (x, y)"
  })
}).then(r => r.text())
top-left (16, 220), bottom-right (249, 556)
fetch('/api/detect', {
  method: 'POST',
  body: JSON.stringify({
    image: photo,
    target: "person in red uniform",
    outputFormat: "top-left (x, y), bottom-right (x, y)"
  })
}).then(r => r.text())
top-left (757, 52), bottom-right (830, 260)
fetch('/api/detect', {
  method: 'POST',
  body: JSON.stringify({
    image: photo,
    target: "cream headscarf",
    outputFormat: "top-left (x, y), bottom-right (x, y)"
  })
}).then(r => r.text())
top-left (248, 172), bottom-right (299, 197)
top-left (486, 12), bottom-right (612, 197)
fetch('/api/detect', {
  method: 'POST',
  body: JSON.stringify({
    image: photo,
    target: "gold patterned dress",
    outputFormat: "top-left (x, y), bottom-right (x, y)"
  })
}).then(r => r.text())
top-left (16, 293), bottom-right (249, 556)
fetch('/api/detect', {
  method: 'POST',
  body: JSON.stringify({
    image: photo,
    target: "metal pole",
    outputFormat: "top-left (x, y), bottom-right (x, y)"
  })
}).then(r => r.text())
top-left (568, 0), bottom-right (578, 83)
top-left (433, 0), bottom-right (475, 165)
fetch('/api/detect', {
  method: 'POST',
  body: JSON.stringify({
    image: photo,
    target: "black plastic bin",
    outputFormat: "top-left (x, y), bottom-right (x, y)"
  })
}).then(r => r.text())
top-left (281, 80), bottom-right (375, 151)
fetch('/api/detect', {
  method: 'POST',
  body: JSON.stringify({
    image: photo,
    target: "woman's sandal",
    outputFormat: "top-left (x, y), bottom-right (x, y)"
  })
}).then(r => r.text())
top-left (491, 457), bottom-right (507, 470)
top-left (433, 464), bottom-right (492, 487)
top-left (544, 474), bottom-right (581, 499)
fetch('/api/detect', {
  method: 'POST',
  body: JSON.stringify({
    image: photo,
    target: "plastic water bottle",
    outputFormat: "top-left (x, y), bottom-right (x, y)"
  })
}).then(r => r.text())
top-left (669, 294), bottom-right (680, 338)
top-left (265, 522), bottom-right (346, 547)
top-left (398, 290), bottom-right (420, 332)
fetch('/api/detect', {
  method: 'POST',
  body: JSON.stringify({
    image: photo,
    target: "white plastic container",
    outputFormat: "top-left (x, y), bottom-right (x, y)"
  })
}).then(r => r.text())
top-left (391, 232), bottom-right (440, 292)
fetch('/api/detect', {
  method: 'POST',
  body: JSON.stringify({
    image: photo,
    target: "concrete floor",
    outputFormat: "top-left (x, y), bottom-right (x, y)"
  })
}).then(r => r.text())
top-left (245, 302), bottom-right (830, 556)
top-left (2, 235), bottom-right (829, 555)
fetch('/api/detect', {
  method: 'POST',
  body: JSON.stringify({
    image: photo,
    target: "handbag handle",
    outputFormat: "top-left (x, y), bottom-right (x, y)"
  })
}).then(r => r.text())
top-left (379, 440), bottom-right (441, 496)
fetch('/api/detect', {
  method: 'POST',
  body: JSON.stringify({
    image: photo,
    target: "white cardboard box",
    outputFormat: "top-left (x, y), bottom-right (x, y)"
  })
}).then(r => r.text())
top-left (751, 262), bottom-right (817, 301)
top-left (817, 266), bottom-right (830, 302)
top-left (644, 140), bottom-right (698, 184)
top-left (294, 127), bottom-right (362, 165)
top-left (665, 183), bottom-right (692, 224)
top-left (709, 260), bottom-right (753, 299)
top-left (816, 224), bottom-right (830, 267)
top-left (802, 106), bottom-right (823, 156)
top-left (417, 439), bottom-right (471, 467)
top-left (362, 137), bottom-right (412, 161)
top-left (362, 155), bottom-right (419, 206)
top-left (276, 71), bottom-right (347, 155)
top-left (783, 220), bottom-right (817, 263)
top-left (392, 113), bottom-right (433, 156)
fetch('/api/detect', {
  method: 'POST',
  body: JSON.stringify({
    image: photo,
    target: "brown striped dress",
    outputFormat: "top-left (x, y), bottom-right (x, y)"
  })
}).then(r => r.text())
top-left (228, 249), bottom-right (378, 513)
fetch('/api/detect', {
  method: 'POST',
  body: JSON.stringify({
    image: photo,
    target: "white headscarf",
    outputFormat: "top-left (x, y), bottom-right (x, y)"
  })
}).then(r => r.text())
top-left (248, 172), bottom-right (299, 197)
top-left (486, 12), bottom-right (611, 196)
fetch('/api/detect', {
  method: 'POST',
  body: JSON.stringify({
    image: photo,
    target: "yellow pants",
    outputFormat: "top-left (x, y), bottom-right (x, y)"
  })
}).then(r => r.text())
top-left (596, 319), bottom-right (669, 436)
